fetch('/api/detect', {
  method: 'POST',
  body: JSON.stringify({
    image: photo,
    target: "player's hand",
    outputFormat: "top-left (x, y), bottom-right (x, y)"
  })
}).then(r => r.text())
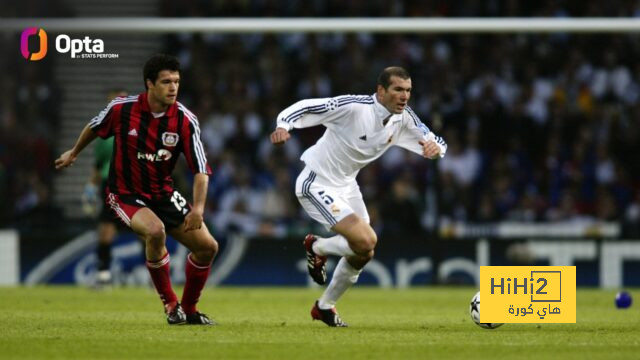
top-left (270, 127), bottom-right (291, 145)
top-left (183, 209), bottom-right (204, 232)
top-left (55, 150), bottom-right (78, 170)
top-left (419, 139), bottom-right (441, 159)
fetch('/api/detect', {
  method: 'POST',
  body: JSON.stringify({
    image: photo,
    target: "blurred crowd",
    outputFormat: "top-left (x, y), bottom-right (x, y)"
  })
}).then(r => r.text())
top-left (160, 0), bottom-right (640, 18)
top-left (0, 33), bottom-right (60, 228)
top-left (160, 1), bottom-right (640, 239)
top-left (2, 0), bottom-right (640, 239)
top-left (163, 30), bottom-right (640, 239)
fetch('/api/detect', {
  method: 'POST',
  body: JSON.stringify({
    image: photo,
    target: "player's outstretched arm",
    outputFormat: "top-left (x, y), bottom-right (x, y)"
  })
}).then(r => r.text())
top-left (270, 127), bottom-right (291, 145)
top-left (55, 124), bottom-right (98, 170)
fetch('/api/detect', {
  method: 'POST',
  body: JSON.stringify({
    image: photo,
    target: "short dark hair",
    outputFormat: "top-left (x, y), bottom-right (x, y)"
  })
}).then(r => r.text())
top-left (377, 66), bottom-right (411, 89)
top-left (143, 54), bottom-right (180, 89)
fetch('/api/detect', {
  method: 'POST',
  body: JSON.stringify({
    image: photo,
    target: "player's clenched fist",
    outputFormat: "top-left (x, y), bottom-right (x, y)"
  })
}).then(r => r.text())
top-left (418, 139), bottom-right (441, 159)
top-left (270, 127), bottom-right (291, 145)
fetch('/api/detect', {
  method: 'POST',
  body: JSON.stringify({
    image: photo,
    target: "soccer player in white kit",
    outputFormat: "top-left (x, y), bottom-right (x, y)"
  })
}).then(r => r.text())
top-left (270, 67), bottom-right (447, 327)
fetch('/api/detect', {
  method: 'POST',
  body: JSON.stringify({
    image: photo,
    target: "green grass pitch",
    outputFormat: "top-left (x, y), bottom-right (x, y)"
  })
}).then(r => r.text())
top-left (0, 286), bottom-right (637, 359)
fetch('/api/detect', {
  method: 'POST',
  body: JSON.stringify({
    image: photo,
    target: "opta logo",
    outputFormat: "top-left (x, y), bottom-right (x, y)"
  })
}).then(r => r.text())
top-left (20, 27), bottom-right (48, 61)
top-left (20, 28), bottom-right (118, 60)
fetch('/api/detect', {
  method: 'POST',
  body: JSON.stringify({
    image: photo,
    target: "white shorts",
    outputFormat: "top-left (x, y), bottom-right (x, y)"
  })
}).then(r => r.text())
top-left (295, 166), bottom-right (369, 229)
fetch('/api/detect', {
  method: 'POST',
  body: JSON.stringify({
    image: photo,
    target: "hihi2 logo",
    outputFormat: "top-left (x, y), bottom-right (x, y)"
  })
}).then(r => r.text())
top-left (21, 27), bottom-right (47, 61)
top-left (480, 266), bottom-right (576, 323)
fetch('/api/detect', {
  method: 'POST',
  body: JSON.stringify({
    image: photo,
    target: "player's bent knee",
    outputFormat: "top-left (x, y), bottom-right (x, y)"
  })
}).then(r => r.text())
top-left (357, 249), bottom-right (375, 262)
top-left (144, 223), bottom-right (166, 244)
top-left (193, 235), bottom-right (218, 262)
top-left (362, 229), bottom-right (378, 252)
top-left (351, 230), bottom-right (377, 255)
top-left (205, 236), bottom-right (219, 258)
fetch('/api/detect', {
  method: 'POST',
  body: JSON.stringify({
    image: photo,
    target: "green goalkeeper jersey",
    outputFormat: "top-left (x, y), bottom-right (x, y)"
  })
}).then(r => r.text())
top-left (95, 137), bottom-right (114, 181)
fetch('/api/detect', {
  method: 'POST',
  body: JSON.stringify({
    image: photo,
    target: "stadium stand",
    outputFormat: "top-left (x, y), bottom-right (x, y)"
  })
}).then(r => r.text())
top-left (2, 0), bottom-right (639, 242)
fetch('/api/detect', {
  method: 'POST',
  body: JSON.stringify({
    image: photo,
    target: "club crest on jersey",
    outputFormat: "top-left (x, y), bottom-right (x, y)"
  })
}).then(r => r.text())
top-left (162, 132), bottom-right (179, 147)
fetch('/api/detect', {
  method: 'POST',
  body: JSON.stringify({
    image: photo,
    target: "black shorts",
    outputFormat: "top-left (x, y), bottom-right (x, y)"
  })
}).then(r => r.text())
top-left (105, 189), bottom-right (192, 230)
top-left (98, 182), bottom-right (119, 223)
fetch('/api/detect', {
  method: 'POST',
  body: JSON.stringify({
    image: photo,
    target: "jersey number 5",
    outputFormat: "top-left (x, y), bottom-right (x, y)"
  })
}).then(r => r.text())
top-left (318, 191), bottom-right (334, 205)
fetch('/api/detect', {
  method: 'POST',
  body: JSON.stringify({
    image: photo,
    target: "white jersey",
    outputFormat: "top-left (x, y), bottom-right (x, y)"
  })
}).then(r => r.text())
top-left (276, 94), bottom-right (447, 187)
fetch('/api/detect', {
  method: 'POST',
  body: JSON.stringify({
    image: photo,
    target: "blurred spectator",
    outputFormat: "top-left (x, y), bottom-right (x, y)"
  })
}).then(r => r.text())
top-left (210, 165), bottom-right (264, 237)
top-left (380, 173), bottom-right (424, 242)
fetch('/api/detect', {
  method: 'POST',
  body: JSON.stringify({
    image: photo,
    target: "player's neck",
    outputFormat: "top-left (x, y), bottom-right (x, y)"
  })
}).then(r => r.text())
top-left (147, 93), bottom-right (170, 113)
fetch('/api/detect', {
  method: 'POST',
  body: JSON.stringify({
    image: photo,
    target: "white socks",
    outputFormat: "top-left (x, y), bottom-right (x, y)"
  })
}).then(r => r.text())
top-left (318, 257), bottom-right (362, 309)
top-left (312, 235), bottom-right (356, 257)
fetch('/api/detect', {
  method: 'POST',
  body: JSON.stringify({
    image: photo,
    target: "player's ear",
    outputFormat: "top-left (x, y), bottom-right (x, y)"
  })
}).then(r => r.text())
top-left (145, 78), bottom-right (154, 90)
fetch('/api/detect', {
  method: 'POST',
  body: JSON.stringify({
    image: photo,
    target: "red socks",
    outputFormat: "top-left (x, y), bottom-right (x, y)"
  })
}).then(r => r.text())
top-left (181, 253), bottom-right (212, 315)
top-left (146, 252), bottom-right (212, 315)
top-left (146, 252), bottom-right (178, 310)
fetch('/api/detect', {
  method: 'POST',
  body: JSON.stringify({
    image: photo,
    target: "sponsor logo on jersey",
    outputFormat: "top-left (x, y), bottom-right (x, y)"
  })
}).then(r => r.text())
top-left (137, 149), bottom-right (172, 162)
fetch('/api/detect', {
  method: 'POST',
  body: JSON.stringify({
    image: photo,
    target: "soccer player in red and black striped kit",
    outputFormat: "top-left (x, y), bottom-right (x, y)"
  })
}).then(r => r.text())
top-left (55, 54), bottom-right (218, 325)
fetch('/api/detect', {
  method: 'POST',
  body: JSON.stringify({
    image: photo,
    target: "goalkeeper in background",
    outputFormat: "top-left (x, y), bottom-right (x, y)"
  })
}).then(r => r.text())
top-left (83, 89), bottom-right (128, 287)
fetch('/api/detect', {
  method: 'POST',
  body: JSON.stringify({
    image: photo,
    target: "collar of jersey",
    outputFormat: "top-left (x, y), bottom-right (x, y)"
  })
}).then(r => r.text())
top-left (139, 92), bottom-right (178, 117)
top-left (372, 94), bottom-right (403, 124)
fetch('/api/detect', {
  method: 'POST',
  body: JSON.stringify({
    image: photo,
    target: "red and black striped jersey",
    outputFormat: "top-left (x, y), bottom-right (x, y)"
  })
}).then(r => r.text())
top-left (89, 93), bottom-right (211, 200)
